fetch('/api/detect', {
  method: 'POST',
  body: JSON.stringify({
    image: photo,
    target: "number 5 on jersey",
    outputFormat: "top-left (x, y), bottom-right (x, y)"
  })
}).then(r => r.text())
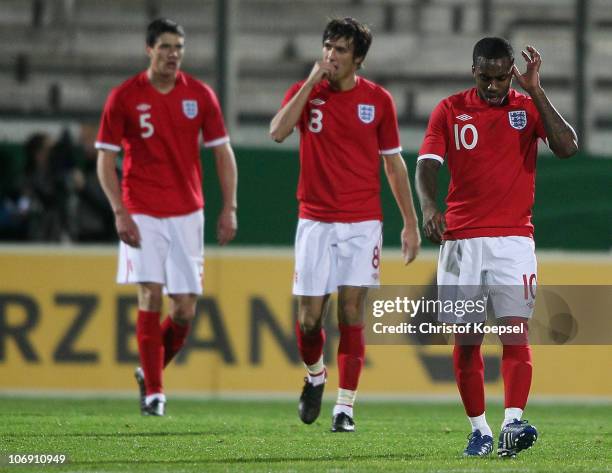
top-left (308, 109), bottom-right (323, 133)
top-left (140, 113), bottom-right (154, 138)
top-left (454, 123), bottom-right (478, 150)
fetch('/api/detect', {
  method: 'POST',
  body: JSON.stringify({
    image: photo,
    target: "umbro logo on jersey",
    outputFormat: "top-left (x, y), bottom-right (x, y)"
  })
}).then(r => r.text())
top-left (136, 103), bottom-right (151, 112)
top-left (310, 98), bottom-right (326, 106)
top-left (456, 114), bottom-right (472, 121)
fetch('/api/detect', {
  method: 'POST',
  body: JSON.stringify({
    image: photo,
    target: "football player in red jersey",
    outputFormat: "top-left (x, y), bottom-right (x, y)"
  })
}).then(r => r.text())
top-left (270, 17), bottom-right (421, 432)
top-left (416, 37), bottom-right (577, 457)
top-left (96, 19), bottom-right (238, 416)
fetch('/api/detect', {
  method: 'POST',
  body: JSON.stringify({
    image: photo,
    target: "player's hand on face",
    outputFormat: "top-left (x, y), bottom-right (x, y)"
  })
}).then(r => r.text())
top-left (306, 60), bottom-right (335, 87)
top-left (115, 209), bottom-right (141, 248)
top-left (401, 225), bottom-right (421, 265)
top-left (422, 207), bottom-right (446, 245)
top-left (512, 45), bottom-right (542, 95)
top-left (217, 208), bottom-right (237, 246)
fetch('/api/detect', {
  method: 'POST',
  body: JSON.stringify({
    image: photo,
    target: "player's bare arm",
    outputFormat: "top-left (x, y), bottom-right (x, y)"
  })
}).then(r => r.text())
top-left (512, 45), bottom-right (578, 159)
top-left (213, 142), bottom-right (238, 246)
top-left (382, 153), bottom-right (421, 264)
top-left (415, 159), bottom-right (446, 245)
top-left (269, 61), bottom-right (335, 142)
top-left (96, 149), bottom-right (141, 248)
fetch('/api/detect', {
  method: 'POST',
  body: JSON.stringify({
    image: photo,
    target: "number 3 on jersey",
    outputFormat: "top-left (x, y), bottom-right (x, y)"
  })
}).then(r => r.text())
top-left (139, 113), bottom-right (154, 138)
top-left (308, 109), bottom-right (323, 133)
top-left (454, 123), bottom-right (478, 150)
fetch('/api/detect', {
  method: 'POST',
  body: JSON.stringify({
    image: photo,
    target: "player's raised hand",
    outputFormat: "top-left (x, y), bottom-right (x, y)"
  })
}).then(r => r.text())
top-left (512, 45), bottom-right (542, 95)
top-left (305, 60), bottom-right (335, 87)
top-left (115, 209), bottom-right (141, 248)
top-left (217, 208), bottom-right (237, 246)
top-left (401, 225), bottom-right (421, 265)
top-left (422, 207), bottom-right (446, 245)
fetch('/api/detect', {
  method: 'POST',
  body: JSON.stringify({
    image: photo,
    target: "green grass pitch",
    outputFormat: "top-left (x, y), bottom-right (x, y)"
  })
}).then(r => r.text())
top-left (0, 397), bottom-right (610, 472)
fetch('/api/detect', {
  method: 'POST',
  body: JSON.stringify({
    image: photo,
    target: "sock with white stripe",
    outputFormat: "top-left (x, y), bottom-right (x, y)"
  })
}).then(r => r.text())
top-left (145, 393), bottom-right (166, 405)
top-left (333, 388), bottom-right (356, 418)
top-left (305, 355), bottom-right (326, 386)
top-left (333, 403), bottom-right (353, 418)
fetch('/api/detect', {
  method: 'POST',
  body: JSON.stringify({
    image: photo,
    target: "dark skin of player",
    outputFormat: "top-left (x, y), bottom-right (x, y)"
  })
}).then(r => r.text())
top-left (416, 45), bottom-right (579, 244)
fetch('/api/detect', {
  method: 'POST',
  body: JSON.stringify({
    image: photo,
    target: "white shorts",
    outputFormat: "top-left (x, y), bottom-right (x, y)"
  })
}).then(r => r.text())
top-left (117, 210), bottom-right (204, 295)
top-left (293, 218), bottom-right (382, 296)
top-left (437, 236), bottom-right (537, 319)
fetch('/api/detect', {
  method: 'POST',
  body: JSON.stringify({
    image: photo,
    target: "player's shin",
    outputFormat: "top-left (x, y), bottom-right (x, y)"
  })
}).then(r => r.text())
top-left (136, 310), bottom-right (164, 395)
top-left (453, 341), bottom-right (485, 418)
top-left (161, 316), bottom-right (191, 367)
top-left (295, 319), bottom-right (326, 382)
top-left (500, 319), bottom-right (532, 427)
top-left (296, 319), bottom-right (327, 424)
top-left (336, 324), bottom-right (365, 416)
top-left (501, 344), bottom-right (532, 427)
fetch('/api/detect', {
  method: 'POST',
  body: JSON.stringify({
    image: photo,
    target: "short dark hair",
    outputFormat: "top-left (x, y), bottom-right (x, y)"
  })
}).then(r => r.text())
top-left (472, 37), bottom-right (514, 65)
top-left (322, 17), bottom-right (372, 66)
top-left (146, 18), bottom-right (185, 47)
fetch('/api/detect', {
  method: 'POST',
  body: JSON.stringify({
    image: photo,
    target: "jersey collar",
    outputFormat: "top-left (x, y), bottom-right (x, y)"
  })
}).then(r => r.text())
top-left (138, 70), bottom-right (187, 91)
top-left (321, 75), bottom-right (361, 94)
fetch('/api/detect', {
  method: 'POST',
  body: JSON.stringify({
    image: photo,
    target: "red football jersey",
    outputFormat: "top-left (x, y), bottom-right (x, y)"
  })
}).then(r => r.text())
top-left (96, 71), bottom-right (229, 217)
top-left (282, 77), bottom-right (402, 222)
top-left (418, 88), bottom-right (547, 240)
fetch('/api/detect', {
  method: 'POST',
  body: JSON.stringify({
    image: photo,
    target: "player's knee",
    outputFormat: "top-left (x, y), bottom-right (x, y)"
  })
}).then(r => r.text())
top-left (453, 343), bottom-right (479, 357)
top-left (297, 305), bottom-right (323, 333)
top-left (298, 316), bottom-right (322, 335)
top-left (171, 306), bottom-right (195, 324)
top-left (339, 300), bottom-right (362, 324)
top-left (297, 299), bottom-right (325, 334)
top-left (455, 331), bottom-right (485, 347)
top-left (502, 343), bottom-right (532, 362)
top-left (170, 297), bottom-right (197, 324)
top-left (138, 285), bottom-right (163, 311)
top-left (499, 317), bottom-right (529, 346)
top-left (453, 342), bottom-right (483, 369)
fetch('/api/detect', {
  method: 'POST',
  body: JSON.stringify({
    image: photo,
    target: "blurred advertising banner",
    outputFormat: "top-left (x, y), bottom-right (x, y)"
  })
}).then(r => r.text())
top-left (1, 246), bottom-right (611, 397)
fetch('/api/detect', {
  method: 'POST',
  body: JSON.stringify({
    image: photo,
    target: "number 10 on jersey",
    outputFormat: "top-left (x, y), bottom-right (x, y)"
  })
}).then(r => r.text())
top-left (454, 123), bottom-right (478, 150)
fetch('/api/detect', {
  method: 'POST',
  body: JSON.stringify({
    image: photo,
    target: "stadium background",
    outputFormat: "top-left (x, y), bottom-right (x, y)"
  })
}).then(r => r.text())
top-left (0, 0), bottom-right (610, 401)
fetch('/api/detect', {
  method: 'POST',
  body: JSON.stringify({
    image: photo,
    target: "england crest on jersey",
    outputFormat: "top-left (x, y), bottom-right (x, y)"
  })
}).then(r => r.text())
top-left (182, 100), bottom-right (198, 119)
top-left (358, 104), bottom-right (375, 124)
top-left (508, 110), bottom-right (527, 130)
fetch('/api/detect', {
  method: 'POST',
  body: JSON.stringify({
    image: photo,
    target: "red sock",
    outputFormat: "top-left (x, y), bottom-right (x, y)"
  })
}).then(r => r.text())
top-left (161, 316), bottom-right (191, 367)
top-left (499, 317), bottom-right (532, 409)
top-left (136, 310), bottom-right (163, 395)
top-left (337, 324), bottom-right (365, 391)
top-left (501, 344), bottom-right (532, 409)
top-left (295, 320), bottom-right (325, 366)
top-left (453, 343), bottom-right (485, 417)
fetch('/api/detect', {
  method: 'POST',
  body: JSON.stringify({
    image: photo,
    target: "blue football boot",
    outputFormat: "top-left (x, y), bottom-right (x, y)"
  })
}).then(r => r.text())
top-left (498, 419), bottom-right (538, 457)
top-left (464, 430), bottom-right (494, 456)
